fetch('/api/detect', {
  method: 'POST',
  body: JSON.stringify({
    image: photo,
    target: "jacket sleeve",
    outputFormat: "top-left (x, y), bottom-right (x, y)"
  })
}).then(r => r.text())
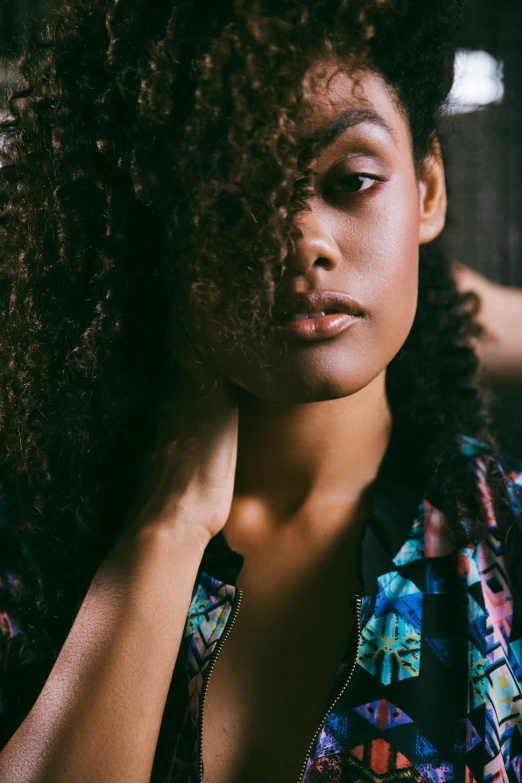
top-left (499, 452), bottom-right (522, 540)
top-left (0, 565), bottom-right (26, 751)
top-left (498, 453), bottom-right (522, 622)
top-left (0, 566), bottom-right (59, 755)
top-left (0, 507), bottom-right (57, 753)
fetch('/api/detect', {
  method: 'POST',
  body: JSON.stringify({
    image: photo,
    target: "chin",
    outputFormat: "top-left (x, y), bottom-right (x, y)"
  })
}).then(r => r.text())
top-left (233, 363), bottom-right (383, 404)
top-left (196, 328), bottom-right (392, 405)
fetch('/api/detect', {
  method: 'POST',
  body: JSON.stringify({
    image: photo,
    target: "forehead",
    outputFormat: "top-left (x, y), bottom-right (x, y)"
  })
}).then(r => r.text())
top-left (299, 63), bottom-right (411, 154)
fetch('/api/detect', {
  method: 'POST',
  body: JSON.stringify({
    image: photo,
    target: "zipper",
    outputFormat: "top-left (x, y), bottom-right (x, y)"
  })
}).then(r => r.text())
top-left (196, 589), bottom-right (361, 783)
top-left (296, 593), bottom-right (362, 783)
top-left (197, 586), bottom-right (243, 782)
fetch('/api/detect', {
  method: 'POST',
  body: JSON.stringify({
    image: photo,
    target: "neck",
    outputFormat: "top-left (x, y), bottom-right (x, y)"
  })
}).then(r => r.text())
top-left (233, 371), bottom-right (392, 521)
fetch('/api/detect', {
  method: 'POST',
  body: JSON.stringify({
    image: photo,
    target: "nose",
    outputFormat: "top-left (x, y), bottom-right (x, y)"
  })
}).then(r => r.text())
top-left (286, 209), bottom-right (343, 273)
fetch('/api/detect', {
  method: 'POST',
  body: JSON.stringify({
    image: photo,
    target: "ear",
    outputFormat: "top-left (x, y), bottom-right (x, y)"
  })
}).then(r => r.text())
top-left (418, 134), bottom-right (447, 245)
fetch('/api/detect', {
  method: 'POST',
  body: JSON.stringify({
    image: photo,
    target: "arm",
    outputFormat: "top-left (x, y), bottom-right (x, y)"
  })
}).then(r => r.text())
top-left (454, 262), bottom-right (522, 383)
top-left (0, 522), bottom-right (210, 783)
top-left (0, 312), bottom-right (239, 783)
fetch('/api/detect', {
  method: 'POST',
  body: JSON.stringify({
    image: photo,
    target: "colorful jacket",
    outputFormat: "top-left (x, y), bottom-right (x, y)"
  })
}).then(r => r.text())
top-left (1, 437), bottom-right (522, 783)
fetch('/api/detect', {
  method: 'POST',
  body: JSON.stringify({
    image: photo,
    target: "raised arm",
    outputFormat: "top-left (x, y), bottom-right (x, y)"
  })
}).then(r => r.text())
top-left (0, 319), bottom-right (239, 783)
top-left (454, 262), bottom-right (522, 383)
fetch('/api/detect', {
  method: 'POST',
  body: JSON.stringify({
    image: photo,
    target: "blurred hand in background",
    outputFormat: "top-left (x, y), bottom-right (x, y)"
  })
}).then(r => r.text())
top-left (455, 262), bottom-right (522, 384)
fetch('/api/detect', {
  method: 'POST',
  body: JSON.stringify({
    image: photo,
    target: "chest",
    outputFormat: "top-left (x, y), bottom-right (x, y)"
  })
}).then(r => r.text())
top-left (156, 533), bottom-right (519, 783)
top-left (200, 558), bottom-right (359, 783)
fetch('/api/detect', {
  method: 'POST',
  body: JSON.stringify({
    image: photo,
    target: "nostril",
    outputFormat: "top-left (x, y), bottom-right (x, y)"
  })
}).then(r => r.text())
top-left (315, 256), bottom-right (332, 268)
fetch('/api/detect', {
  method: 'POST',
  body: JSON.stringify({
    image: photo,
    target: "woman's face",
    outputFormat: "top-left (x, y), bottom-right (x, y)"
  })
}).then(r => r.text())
top-left (178, 65), bottom-right (446, 403)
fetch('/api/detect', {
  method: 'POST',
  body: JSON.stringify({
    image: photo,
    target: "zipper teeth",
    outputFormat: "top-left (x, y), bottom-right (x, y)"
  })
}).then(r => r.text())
top-left (198, 587), bottom-right (243, 783)
top-left (296, 594), bottom-right (362, 783)
top-left (196, 590), bottom-right (361, 783)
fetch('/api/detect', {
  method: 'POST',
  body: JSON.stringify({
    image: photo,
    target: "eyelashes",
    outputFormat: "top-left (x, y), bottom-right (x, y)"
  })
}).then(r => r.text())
top-left (292, 168), bottom-right (389, 207)
top-left (330, 173), bottom-right (385, 195)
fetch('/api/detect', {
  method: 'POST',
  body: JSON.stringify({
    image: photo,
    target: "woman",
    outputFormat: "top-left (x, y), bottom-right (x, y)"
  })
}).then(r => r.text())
top-left (0, 0), bottom-right (521, 781)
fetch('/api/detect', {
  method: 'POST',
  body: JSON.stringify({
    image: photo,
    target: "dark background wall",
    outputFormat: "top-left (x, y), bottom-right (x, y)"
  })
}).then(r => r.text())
top-left (1, 0), bottom-right (521, 454)
top-left (442, 0), bottom-right (522, 454)
top-left (444, 0), bottom-right (522, 287)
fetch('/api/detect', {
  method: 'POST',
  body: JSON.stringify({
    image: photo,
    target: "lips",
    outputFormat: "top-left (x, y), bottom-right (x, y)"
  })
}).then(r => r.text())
top-left (273, 290), bottom-right (364, 323)
top-left (272, 290), bottom-right (364, 342)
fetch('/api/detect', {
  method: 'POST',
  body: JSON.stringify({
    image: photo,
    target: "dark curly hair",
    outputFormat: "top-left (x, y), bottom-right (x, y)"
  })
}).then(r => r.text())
top-left (0, 0), bottom-right (515, 649)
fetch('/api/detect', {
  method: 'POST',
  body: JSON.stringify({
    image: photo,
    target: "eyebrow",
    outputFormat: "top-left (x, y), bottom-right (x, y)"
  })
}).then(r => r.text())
top-left (302, 109), bottom-right (397, 156)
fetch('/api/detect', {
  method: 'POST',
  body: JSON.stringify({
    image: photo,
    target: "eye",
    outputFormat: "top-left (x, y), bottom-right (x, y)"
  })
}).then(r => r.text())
top-left (332, 173), bottom-right (381, 194)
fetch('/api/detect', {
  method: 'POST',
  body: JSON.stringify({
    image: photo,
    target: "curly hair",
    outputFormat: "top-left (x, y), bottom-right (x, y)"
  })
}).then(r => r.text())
top-left (0, 0), bottom-right (515, 647)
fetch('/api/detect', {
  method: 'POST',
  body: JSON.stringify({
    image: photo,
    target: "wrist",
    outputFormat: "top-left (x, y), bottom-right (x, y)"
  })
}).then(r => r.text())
top-left (123, 504), bottom-right (215, 556)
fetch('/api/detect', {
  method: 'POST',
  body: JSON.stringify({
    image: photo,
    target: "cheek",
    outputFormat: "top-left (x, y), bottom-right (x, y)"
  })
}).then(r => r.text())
top-left (351, 176), bottom-right (420, 353)
top-left (176, 175), bottom-right (422, 404)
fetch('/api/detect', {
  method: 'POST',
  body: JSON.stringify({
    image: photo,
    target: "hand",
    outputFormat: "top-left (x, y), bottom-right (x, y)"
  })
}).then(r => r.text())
top-left (126, 304), bottom-right (239, 544)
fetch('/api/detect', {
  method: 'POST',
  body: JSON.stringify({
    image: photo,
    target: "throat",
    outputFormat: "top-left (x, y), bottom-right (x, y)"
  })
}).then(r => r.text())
top-left (234, 373), bottom-right (392, 518)
top-left (223, 496), bottom-right (368, 610)
top-left (223, 482), bottom-right (372, 594)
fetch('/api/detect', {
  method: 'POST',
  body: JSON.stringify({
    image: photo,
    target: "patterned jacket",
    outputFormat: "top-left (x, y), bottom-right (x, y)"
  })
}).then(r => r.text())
top-left (1, 436), bottom-right (522, 783)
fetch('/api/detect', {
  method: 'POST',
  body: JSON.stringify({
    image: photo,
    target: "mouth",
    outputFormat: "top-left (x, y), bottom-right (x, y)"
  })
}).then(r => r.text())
top-left (284, 309), bottom-right (340, 321)
top-left (272, 291), bottom-right (364, 342)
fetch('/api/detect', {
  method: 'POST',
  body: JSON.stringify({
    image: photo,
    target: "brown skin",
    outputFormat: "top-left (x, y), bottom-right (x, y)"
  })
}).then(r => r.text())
top-left (198, 65), bottom-right (447, 783)
top-left (0, 66), bottom-right (446, 783)
top-left (0, 316), bottom-right (238, 783)
top-left (181, 66), bottom-right (445, 405)
top-left (0, 48), bottom-right (516, 783)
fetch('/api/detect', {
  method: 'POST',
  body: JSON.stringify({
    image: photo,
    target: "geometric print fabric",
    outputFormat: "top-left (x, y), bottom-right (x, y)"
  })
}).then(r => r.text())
top-left (301, 448), bottom-right (522, 782)
top-left (2, 437), bottom-right (522, 783)
top-left (164, 442), bottom-right (522, 782)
